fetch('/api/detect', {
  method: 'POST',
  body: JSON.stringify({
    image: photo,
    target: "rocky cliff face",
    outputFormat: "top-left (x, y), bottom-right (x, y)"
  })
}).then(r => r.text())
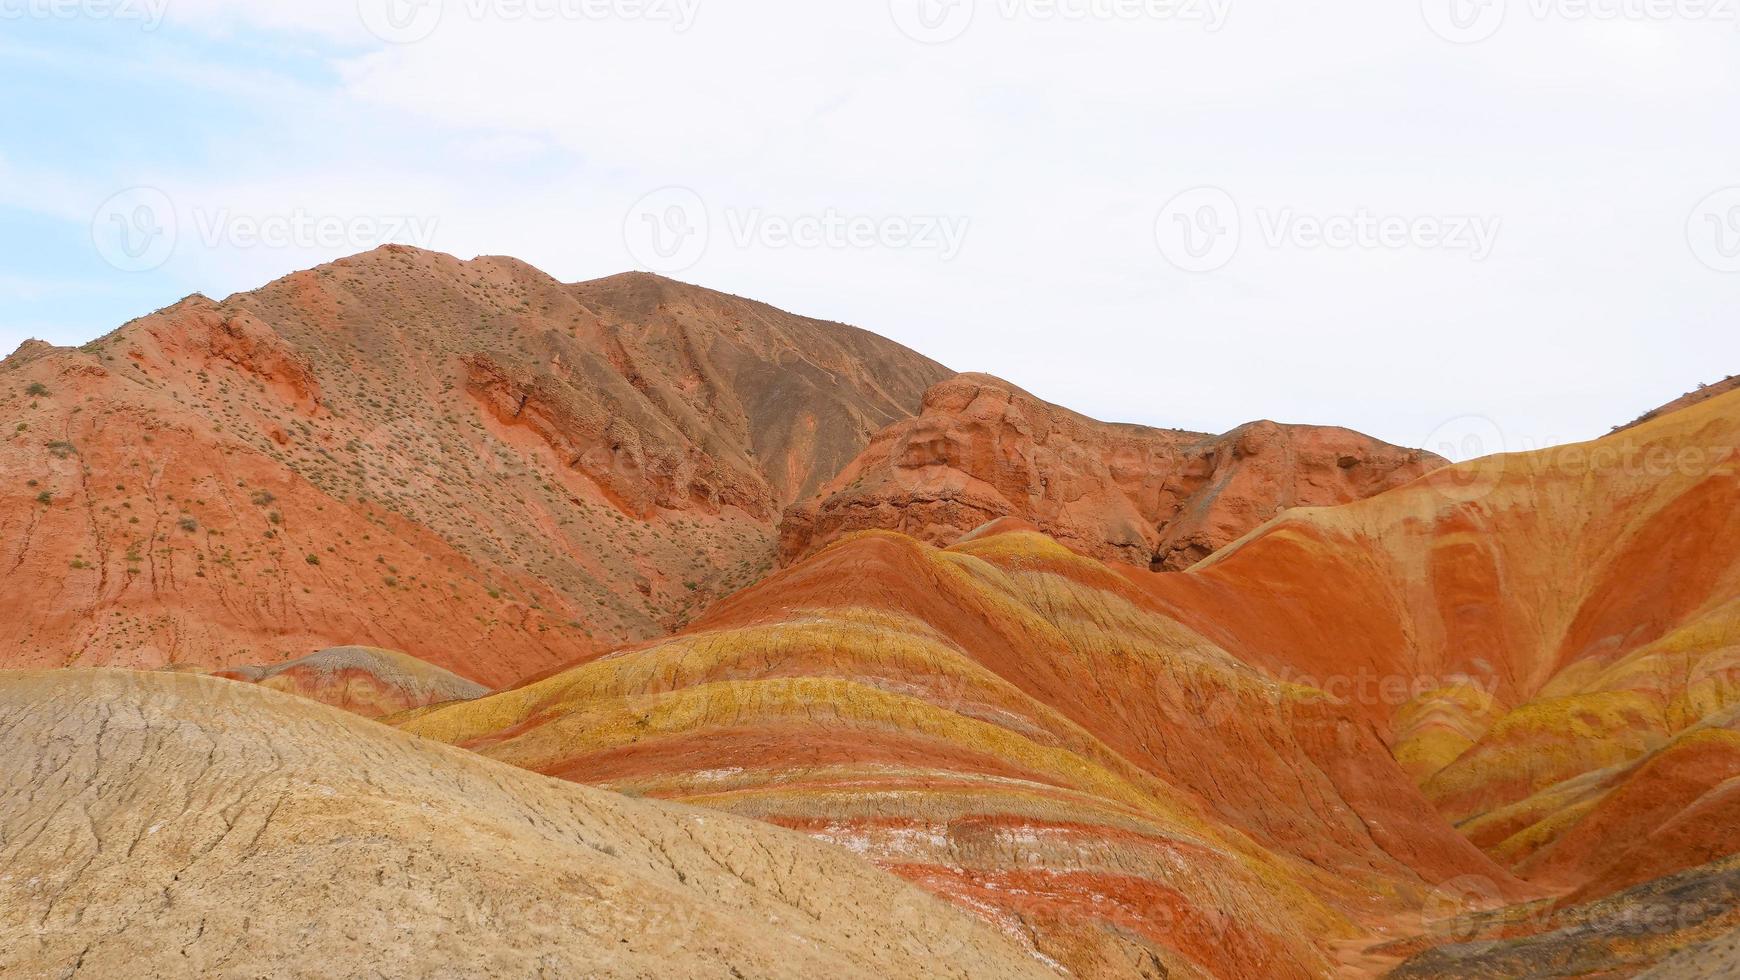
top-left (779, 373), bottom-right (1443, 571)
top-left (0, 247), bottom-right (948, 682)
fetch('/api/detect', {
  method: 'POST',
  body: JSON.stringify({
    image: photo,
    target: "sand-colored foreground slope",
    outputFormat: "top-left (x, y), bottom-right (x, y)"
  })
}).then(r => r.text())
top-left (781, 373), bottom-right (1442, 571)
top-left (1132, 386), bottom-right (1740, 906)
top-left (0, 670), bottom-right (1054, 980)
top-left (401, 521), bottom-right (1521, 978)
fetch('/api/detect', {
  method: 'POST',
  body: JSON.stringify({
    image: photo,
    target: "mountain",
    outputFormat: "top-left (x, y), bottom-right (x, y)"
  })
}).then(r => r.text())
top-left (398, 384), bottom-right (1740, 976)
top-left (398, 517), bottom-right (1527, 976)
top-left (0, 247), bottom-right (949, 685)
top-left (1615, 373), bottom-right (1740, 432)
top-left (0, 670), bottom-right (1053, 979)
top-left (1120, 385), bottom-right (1740, 972)
top-left (9, 247), bottom-right (1738, 977)
top-left (779, 373), bottom-right (1443, 571)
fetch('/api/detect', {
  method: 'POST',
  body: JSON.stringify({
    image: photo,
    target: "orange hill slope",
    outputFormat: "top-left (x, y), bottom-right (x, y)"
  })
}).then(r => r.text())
top-left (1131, 384), bottom-right (1740, 902)
top-left (0, 247), bottom-right (948, 683)
top-left (399, 519), bottom-right (1525, 978)
top-left (779, 373), bottom-right (1442, 571)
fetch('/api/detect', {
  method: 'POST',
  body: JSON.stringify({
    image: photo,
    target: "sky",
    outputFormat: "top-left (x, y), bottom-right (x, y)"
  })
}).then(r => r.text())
top-left (2, 0), bottom-right (1737, 459)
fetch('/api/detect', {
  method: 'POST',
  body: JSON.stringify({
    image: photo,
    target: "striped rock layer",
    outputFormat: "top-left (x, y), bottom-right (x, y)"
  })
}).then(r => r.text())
top-left (401, 521), bottom-right (1524, 977)
top-left (1129, 385), bottom-right (1740, 923)
top-left (404, 385), bottom-right (1740, 976)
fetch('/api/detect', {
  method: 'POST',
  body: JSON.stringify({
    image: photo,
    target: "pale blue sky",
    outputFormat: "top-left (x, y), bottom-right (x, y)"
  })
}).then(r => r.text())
top-left (3, 0), bottom-right (1738, 457)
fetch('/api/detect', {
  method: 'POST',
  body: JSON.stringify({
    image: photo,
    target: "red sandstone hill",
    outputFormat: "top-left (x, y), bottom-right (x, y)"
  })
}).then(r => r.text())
top-left (1119, 384), bottom-right (1740, 972)
top-left (9, 246), bottom-right (1739, 977)
top-left (0, 246), bottom-right (948, 684)
top-left (400, 381), bottom-right (1740, 977)
top-left (779, 373), bottom-right (1445, 570)
top-left (1616, 373), bottom-right (1740, 432)
top-left (402, 520), bottom-right (1529, 977)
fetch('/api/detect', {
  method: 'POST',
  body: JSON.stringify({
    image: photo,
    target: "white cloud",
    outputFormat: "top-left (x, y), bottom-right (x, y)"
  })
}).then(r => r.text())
top-left (13, 0), bottom-right (1740, 450)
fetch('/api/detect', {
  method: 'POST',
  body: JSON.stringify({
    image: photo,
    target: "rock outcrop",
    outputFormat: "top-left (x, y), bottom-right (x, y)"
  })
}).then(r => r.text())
top-left (779, 373), bottom-right (1443, 571)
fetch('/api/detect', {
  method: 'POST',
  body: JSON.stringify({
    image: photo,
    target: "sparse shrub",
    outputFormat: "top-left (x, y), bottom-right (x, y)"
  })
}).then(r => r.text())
top-left (178, 517), bottom-right (198, 532)
top-left (305, 554), bottom-right (321, 566)
top-left (35, 491), bottom-right (52, 505)
top-left (46, 441), bottom-right (76, 459)
top-left (25, 383), bottom-right (49, 398)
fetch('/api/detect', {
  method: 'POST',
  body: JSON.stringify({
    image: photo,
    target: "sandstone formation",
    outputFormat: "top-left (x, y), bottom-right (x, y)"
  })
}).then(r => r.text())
top-left (0, 247), bottom-right (947, 681)
top-left (401, 520), bottom-right (1527, 977)
top-left (1129, 385), bottom-right (1740, 914)
top-left (0, 670), bottom-right (1055, 980)
top-left (6, 246), bottom-right (1739, 977)
top-left (778, 374), bottom-right (1444, 571)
